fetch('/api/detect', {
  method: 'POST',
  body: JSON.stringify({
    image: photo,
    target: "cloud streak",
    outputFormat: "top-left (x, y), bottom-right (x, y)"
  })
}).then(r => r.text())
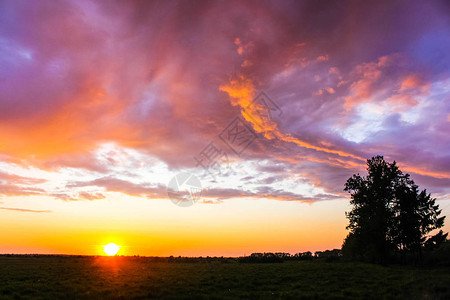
top-left (0, 207), bottom-right (51, 213)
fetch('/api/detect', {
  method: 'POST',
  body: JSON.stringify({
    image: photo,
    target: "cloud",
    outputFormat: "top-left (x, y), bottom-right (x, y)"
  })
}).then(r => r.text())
top-left (201, 186), bottom-right (340, 203)
top-left (316, 55), bottom-right (329, 62)
top-left (400, 74), bottom-right (431, 92)
top-left (0, 207), bottom-right (51, 213)
top-left (51, 192), bottom-right (106, 202)
top-left (0, 171), bottom-right (46, 196)
top-left (67, 177), bottom-right (167, 199)
top-left (0, 0), bottom-right (448, 204)
top-left (78, 191), bottom-right (106, 201)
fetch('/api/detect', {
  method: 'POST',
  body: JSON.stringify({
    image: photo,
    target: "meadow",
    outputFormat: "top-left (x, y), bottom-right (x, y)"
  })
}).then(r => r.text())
top-left (0, 255), bottom-right (449, 299)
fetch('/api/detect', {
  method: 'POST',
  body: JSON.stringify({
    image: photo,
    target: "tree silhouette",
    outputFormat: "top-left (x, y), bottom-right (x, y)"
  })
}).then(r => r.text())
top-left (342, 156), bottom-right (447, 264)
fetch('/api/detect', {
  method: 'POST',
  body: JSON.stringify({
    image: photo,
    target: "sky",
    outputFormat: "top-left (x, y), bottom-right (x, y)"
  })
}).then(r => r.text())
top-left (0, 0), bottom-right (449, 256)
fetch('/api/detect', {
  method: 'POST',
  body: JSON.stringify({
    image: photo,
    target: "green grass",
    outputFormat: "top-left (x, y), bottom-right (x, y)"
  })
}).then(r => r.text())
top-left (0, 256), bottom-right (449, 299)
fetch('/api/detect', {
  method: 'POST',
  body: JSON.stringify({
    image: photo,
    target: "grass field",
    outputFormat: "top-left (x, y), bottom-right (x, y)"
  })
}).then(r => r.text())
top-left (0, 256), bottom-right (449, 299)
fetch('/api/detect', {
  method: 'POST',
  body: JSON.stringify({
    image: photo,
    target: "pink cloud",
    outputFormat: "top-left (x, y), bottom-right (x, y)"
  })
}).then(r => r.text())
top-left (400, 74), bottom-right (431, 93)
top-left (0, 171), bottom-right (46, 196)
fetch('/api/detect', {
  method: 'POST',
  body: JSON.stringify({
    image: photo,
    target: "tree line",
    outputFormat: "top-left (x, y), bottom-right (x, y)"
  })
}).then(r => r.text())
top-left (238, 250), bottom-right (342, 263)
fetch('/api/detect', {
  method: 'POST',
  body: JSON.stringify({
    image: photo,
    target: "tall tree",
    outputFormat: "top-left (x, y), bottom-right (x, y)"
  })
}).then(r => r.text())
top-left (343, 156), bottom-right (446, 264)
top-left (343, 156), bottom-right (399, 263)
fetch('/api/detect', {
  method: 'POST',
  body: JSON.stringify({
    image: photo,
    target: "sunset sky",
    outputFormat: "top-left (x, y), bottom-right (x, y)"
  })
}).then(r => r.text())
top-left (0, 0), bottom-right (449, 256)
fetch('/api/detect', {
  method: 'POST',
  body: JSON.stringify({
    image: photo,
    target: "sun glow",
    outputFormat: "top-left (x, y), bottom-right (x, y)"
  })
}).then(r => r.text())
top-left (103, 243), bottom-right (121, 256)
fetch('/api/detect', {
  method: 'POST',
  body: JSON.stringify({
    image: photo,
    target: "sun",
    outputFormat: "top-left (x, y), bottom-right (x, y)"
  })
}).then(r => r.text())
top-left (103, 243), bottom-right (121, 256)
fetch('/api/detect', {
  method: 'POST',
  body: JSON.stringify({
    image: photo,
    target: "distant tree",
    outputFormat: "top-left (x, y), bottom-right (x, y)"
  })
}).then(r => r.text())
top-left (424, 230), bottom-right (448, 251)
top-left (300, 251), bottom-right (313, 260)
top-left (239, 252), bottom-right (283, 263)
top-left (342, 156), bottom-right (446, 264)
top-left (314, 249), bottom-right (342, 262)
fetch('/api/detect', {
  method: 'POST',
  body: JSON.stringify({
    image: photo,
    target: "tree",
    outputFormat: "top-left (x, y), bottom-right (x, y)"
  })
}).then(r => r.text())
top-left (424, 230), bottom-right (448, 251)
top-left (392, 176), bottom-right (446, 263)
top-left (343, 156), bottom-right (399, 263)
top-left (342, 156), bottom-right (446, 264)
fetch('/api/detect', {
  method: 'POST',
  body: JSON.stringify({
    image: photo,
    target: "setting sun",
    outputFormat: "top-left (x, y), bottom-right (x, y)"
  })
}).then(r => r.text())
top-left (103, 243), bottom-right (121, 256)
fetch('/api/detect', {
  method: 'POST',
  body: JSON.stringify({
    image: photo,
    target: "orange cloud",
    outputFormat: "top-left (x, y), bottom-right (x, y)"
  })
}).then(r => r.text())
top-left (235, 37), bottom-right (244, 55)
top-left (316, 55), bottom-right (329, 62)
top-left (0, 78), bottom-right (129, 159)
top-left (400, 74), bottom-right (431, 93)
top-left (400, 166), bottom-right (450, 180)
top-left (220, 76), bottom-right (365, 162)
